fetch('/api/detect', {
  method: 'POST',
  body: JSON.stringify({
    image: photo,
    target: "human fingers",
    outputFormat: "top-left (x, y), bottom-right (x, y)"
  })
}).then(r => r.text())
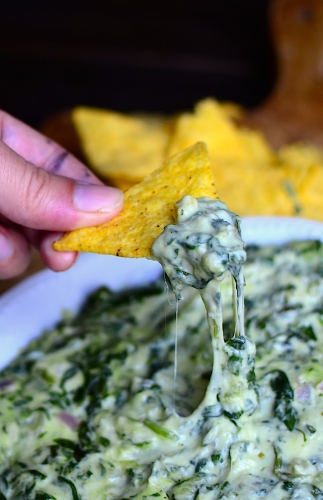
top-left (0, 225), bottom-right (31, 279)
top-left (0, 111), bottom-right (123, 275)
top-left (0, 109), bottom-right (99, 184)
top-left (39, 232), bottom-right (79, 272)
top-left (0, 140), bottom-right (123, 231)
top-left (22, 227), bottom-right (78, 273)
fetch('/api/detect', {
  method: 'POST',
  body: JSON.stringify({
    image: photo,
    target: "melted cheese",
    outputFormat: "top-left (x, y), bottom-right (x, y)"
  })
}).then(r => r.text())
top-left (1, 237), bottom-right (323, 499)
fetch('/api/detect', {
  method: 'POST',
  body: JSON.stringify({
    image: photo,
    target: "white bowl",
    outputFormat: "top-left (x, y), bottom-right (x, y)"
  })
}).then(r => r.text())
top-left (1, 216), bottom-right (323, 370)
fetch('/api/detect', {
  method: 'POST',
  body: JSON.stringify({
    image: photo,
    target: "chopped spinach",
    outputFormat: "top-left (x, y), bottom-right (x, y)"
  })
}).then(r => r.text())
top-left (269, 370), bottom-right (298, 431)
top-left (57, 476), bottom-right (80, 500)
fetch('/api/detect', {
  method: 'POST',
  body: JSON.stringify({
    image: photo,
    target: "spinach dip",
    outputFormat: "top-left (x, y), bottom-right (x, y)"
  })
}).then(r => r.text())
top-left (1, 207), bottom-right (323, 498)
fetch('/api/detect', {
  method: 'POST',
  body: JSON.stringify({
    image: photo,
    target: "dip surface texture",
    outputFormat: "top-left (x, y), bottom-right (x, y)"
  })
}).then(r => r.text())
top-left (1, 240), bottom-right (323, 499)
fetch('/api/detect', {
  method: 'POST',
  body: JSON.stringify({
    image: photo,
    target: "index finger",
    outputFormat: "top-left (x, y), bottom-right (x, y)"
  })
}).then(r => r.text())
top-left (0, 110), bottom-right (100, 185)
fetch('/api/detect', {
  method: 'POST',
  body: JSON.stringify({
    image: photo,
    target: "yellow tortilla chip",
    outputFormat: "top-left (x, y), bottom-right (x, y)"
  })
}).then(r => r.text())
top-left (274, 143), bottom-right (323, 219)
top-left (219, 101), bottom-right (245, 120)
top-left (237, 128), bottom-right (274, 164)
top-left (167, 98), bottom-right (274, 165)
top-left (72, 106), bottom-right (171, 182)
top-left (211, 158), bottom-right (294, 217)
top-left (105, 176), bottom-right (136, 192)
top-left (278, 142), bottom-right (323, 169)
top-left (281, 162), bottom-right (323, 220)
top-left (54, 142), bottom-right (217, 258)
top-left (298, 165), bottom-right (323, 220)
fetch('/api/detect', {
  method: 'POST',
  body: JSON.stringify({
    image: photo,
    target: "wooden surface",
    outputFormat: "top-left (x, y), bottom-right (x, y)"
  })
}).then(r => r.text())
top-left (240, 0), bottom-right (323, 147)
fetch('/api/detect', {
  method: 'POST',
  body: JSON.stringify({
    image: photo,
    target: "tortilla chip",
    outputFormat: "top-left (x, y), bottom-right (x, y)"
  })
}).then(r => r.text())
top-left (298, 165), bottom-right (323, 220)
top-left (54, 142), bottom-right (217, 258)
top-left (72, 106), bottom-right (171, 182)
top-left (105, 176), bottom-right (136, 192)
top-left (281, 161), bottom-right (323, 220)
top-left (167, 98), bottom-right (274, 165)
top-left (237, 128), bottom-right (274, 164)
top-left (211, 158), bottom-right (294, 217)
top-left (278, 142), bottom-right (323, 169)
top-left (219, 101), bottom-right (245, 120)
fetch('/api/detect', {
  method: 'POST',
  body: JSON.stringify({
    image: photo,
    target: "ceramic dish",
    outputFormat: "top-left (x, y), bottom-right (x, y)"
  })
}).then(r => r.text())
top-left (1, 216), bottom-right (323, 370)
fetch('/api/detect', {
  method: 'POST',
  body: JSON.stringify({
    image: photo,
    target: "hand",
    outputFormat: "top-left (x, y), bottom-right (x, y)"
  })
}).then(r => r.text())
top-left (0, 110), bottom-right (124, 279)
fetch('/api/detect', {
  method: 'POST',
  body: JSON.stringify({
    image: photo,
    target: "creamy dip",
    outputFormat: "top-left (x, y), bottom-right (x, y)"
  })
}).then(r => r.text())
top-left (152, 196), bottom-right (246, 335)
top-left (1, 228), bottom-right (323, 498)
top-left (152, 196), bottom-right (256, 420)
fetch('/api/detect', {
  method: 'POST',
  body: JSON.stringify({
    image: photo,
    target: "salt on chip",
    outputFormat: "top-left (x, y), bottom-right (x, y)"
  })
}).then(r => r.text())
top-left (72, 106), bottom-right (171, 182)
top-left (54, 142), bottom-right (218, 258)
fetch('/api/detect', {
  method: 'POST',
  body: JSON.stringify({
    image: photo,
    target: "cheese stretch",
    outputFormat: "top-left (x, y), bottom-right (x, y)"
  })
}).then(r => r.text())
top-left (1, 202), bottom-right (323, 498)
top-left (152, 196), bottom-right (255, 422)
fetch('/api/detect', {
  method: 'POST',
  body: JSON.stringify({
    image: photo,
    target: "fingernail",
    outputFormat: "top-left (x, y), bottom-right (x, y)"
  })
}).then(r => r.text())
top-left (0, 232), bottom-right (13, 262)
top-left (74, 184), bottom-right (123, 213)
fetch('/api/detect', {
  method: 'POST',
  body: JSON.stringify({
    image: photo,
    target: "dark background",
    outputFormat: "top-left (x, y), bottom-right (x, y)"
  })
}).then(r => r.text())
top-left (0, 0), bottom-right (275, 128)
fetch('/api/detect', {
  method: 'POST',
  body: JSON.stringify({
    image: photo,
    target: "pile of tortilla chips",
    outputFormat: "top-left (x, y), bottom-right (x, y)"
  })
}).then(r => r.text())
top-left (72, 98), bottom-right (323, 221)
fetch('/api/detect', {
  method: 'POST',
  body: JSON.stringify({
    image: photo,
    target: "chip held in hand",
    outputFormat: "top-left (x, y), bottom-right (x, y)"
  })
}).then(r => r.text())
top-left (53, 142), bottom-right (218, 258)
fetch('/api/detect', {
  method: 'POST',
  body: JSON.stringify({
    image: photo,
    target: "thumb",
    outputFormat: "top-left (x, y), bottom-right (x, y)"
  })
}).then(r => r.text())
top-left (0, 140), bottom-right (123, 231)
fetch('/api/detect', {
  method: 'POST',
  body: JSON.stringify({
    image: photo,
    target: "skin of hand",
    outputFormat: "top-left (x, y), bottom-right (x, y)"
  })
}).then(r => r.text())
top-left (0, 110), bottom-right (124, 280)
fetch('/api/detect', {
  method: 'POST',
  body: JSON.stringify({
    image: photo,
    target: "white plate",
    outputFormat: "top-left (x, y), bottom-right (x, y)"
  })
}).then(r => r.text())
top-left (1, 216), bottom-right (323, 370)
